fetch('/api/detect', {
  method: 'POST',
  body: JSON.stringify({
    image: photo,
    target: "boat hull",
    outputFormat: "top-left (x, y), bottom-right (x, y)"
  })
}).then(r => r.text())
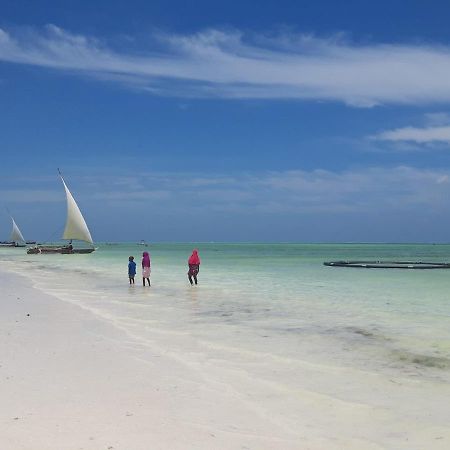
top-left (0, 242), bottom-right (26, 248)
top-left (72, 248), bottom-right (96, 254)
top-left (27, 246), bottom-right (96, 254)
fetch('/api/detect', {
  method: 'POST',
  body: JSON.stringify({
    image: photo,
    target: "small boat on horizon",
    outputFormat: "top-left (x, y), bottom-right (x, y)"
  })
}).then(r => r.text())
top-left (27, 171), bottom-right (95, 255)
top-left (0, 217), bottom-right (27, 248)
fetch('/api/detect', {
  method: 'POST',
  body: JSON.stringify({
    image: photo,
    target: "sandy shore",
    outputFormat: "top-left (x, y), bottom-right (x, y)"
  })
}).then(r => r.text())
top-left (0, 269), bottom-right (310, 450)
top-left (1, 265), bottom-right (450, 450)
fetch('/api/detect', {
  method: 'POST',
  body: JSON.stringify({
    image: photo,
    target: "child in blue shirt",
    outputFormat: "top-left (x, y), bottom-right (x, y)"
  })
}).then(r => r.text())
top-left (128, 256), bottom-right (136, 284)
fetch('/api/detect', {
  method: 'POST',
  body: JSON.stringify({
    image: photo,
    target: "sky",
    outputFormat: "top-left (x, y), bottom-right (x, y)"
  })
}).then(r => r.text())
top-left (3, 0), bottom-right (450, 242)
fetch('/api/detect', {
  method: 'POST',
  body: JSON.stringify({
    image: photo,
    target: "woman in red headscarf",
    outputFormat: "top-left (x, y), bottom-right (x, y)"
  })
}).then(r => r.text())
top-left (188, 249), bottom-right (200, 285)
top-left (142, 251), bottom-right (151, 286)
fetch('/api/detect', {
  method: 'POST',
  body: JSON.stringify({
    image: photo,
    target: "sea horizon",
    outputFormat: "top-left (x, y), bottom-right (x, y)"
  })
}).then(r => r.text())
top-left (24, 240), bottom-right (450, 245)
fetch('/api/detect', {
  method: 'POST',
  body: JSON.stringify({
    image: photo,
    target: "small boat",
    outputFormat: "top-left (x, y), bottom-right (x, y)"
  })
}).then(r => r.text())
top-left (0, 242), bottom-right (16, 247)
top-left (27, 171), bottom-right (95, 255)
top-left (0, 217), bottom-right (27, 247)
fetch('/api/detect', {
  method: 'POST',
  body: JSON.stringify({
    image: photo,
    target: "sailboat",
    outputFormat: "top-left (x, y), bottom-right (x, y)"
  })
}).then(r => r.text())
top-left (10, 217), bottom-right (27, 247)
top-left (0, 217), bottom-right (27, 247)
top-left (27, 171), bottom-right (95, 254)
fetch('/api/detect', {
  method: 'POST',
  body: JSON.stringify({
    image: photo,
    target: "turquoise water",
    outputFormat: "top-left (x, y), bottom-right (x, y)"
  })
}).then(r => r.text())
top-left (1, 242), bottom-right (450, 382)
top-left (2, 242), bottom-right (450, 448)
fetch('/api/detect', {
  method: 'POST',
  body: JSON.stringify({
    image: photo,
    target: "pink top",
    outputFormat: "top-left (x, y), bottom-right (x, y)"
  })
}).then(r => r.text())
top-left (142, 251), bottom-right (151, 268)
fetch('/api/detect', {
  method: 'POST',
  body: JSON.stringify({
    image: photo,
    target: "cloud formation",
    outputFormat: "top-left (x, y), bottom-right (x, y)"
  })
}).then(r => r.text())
top-left (83, 166), bottom-right (450, 215)
top-left (4, 167), bottom-right (450, 240)
top-left (3, 25), bottom-right (450, 106)
top-left (375, 125), bottom-right (450, 144)
top-left (372, 113), bottom-right (450, 144)
top-left (2, 166), bottom-right (448, 213)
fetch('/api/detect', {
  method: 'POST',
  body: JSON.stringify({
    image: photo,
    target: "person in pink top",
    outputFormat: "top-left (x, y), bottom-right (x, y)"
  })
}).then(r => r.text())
top-left (187, 249), bottom-right (201, 285)
top-left (142, 251), bottom-right (151, 286)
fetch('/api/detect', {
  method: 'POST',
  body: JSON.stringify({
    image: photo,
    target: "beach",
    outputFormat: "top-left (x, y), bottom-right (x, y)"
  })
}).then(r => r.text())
top-left (1, 244), bottom-right (450, 449)
top-left (0, 270), bottom-right (306, 450)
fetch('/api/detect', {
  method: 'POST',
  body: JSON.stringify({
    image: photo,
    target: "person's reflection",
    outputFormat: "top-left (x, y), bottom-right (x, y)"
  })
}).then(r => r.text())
top-left (128, 284), bottom-right (137, 297)
top-left (189, 284), bottom-right (199, 311)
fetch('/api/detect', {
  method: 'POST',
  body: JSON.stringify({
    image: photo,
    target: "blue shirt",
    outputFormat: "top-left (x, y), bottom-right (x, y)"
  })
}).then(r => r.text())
top-left (128, 261), bottom-right (136, 276)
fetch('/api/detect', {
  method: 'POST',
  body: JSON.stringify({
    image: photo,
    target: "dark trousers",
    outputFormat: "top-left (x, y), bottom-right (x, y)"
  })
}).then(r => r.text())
top-left (188, 272), bottom-right (198, 285)
top-left (188, 264), bottom-right (199, 285)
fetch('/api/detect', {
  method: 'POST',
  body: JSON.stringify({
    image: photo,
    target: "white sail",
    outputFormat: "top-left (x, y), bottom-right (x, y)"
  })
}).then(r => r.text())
top-left (10, 218), bottom-right (25, 243)
top-left (60, 176), bottom-right (94, 244)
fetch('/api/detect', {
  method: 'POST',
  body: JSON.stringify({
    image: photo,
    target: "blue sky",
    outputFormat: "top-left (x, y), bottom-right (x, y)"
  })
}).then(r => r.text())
top-left (3, 0), bottom-right (450, 242)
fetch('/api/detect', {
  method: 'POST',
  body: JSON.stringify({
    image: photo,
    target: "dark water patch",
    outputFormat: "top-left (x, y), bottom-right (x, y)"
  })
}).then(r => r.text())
top-left (35, 264), bottom-right (64, 272)
top-left (193, 309), bottom-right (240, 323)
top-left (316, 325), bottom-right (387, 341)
top-left (73, 269), bottom-right (90, 275)
top-left (343, 326), bottom-right (395, 343)
top-left (193, 305), bottom-right (276, 324)
top-left (283, 327), bottom-right (310, 334)
top-left (393, 350), bottom-right (450, 369)
top-left (196, 309), bottom-right (231, 317)
top-left (273, 325), bottom-right (388, 341)
top-left (346, 326), bottom-right (376, 339)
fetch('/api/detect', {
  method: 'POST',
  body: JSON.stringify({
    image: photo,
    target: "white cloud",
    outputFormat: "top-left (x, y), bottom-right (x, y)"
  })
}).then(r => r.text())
top-left (3, 25), bottom-right (450, 106)
top-left (374, 125), bottom-right (450, 144)
top-left (370, 112), bottom-right (450, 146)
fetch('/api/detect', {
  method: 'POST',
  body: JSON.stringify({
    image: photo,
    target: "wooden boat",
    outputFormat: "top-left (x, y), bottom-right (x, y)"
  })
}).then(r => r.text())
top-left (0, 242), bottom-right (17, 247)
top-left (27, 171), bottom-right (95, 255)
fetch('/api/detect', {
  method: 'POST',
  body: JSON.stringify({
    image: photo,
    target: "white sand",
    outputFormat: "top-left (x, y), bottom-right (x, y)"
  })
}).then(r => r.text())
top-left (0, 270), bottom-right (308, 450)
top-left (1, 267), bottom-right (449, 450)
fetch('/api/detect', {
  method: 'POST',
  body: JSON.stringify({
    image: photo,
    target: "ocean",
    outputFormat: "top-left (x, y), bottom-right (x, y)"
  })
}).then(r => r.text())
top-left (1, 243), bottom-right (450, 446)
top-left (2, 242), bottom-right (450, 377)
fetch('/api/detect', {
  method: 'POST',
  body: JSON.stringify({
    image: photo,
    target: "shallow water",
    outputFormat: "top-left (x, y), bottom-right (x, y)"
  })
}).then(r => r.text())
top-left (3, 243), bottom-right (450, 447)
top-left (2, 242), bottom-right (450, 382)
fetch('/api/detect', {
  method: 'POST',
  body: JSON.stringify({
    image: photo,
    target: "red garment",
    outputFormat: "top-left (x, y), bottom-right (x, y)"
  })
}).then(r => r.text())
top-left (188, 249), bottom-right (200, 265)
